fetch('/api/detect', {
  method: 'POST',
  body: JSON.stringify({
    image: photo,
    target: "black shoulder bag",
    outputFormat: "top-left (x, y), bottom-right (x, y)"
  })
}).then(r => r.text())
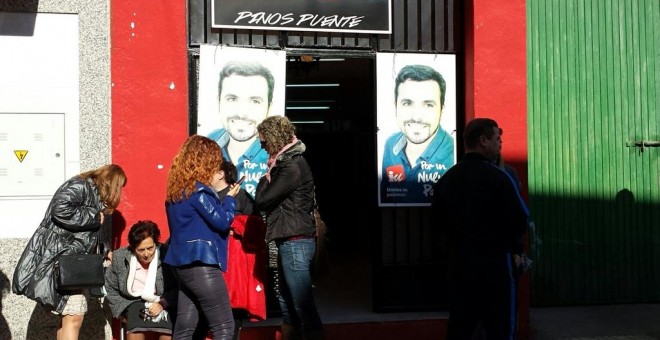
top-left (54, 236), bottom-right (105, 291)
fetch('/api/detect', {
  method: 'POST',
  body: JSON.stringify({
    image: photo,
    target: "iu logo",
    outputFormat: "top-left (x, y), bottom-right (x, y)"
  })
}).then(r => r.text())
top-left (385, 164), bottom-right (405, 182)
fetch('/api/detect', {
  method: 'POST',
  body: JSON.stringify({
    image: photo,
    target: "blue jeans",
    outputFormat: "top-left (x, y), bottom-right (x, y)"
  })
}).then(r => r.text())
top-left (276, 238), bottom-right (323, 332)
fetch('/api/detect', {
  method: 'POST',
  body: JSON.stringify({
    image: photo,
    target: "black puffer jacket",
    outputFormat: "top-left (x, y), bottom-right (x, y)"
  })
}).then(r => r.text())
top-left (255, 141), bottom-right (316, 242)
top-left (12, 177), bottom-right (105, 312)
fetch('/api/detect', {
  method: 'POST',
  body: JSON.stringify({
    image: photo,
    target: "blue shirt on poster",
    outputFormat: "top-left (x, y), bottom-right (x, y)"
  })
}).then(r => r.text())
top-left (208, 128), bottom-right (269, 198)
top-left (380, 128), bottom-right (455, 205)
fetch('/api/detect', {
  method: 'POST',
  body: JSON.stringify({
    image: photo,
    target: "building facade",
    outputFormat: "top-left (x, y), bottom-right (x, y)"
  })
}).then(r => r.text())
top-left (2, 0), bottom-right (537, 339)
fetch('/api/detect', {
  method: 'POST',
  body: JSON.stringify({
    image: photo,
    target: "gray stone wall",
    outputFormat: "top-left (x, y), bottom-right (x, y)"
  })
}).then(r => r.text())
top-left (0, 0), bottom-right (112, 338)
top-left (0, 239), bottom-right (113, 340)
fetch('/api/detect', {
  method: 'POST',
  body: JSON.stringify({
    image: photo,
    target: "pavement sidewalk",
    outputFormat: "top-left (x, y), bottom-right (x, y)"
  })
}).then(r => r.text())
top-left (530, 303), bottom-right (660, 339)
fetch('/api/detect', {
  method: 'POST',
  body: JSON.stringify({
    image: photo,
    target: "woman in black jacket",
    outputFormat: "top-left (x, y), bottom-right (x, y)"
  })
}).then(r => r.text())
top-left (254, 116), bottom-right (323, 340)
top-left (13, 164), bottom-right (127, 340)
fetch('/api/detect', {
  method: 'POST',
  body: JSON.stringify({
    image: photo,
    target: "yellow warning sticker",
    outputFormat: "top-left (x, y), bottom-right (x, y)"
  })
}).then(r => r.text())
top-left (14, 150), bottom-right (28, 162)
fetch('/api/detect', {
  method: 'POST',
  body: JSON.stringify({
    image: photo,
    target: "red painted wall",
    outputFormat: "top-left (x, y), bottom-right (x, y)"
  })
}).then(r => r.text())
top-left (111, 0), bottom-right (189, 246)
top-left (465, 0), bottom-right (528, 186)
top-left (465, 1), bottom-right (530, 338)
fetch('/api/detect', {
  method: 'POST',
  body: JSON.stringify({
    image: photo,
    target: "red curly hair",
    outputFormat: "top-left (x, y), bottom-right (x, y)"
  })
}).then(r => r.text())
top-left (166, 135), bottom-right (223, 202)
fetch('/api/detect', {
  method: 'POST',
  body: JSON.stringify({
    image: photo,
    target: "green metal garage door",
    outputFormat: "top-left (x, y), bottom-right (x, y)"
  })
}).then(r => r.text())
top-left (528, 0), bottom-right (660, 305)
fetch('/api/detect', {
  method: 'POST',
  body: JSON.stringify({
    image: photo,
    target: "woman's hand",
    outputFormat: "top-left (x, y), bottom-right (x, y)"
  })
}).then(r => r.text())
top-left (148, 301), bottom-right (164, 316)
top-left (103, 251), bottom-right (113, 268)
top-left (227, 183), bottom-right (241, 197)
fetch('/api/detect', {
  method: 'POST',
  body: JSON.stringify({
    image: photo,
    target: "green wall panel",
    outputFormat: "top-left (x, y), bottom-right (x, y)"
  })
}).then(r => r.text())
top-left (528, 0), bottom-right (660, 305)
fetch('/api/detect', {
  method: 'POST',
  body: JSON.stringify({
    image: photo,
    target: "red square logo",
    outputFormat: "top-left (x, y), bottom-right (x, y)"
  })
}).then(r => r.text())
top-left (385, 164), bottom-right (405, 182)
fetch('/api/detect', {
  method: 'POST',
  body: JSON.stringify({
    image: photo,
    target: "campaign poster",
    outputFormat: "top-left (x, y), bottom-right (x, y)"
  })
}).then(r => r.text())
top-left (376, 53), bottom-right (457, 207)
top-left (197, 44), bottom-right (286, 197)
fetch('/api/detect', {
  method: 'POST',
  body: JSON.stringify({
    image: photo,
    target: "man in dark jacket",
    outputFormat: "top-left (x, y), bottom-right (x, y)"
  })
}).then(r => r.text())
top-left (432, 118), bottom-right (528, 339)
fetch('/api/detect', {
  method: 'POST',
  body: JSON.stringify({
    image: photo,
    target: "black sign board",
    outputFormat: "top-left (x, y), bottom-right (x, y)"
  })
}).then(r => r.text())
top-left (212, 0), bottom-right (391, 34)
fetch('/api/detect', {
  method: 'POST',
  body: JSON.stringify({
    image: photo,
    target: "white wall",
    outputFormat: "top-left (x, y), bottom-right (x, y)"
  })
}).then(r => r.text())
top-left (0, 13), bottom-right (80, 238)
top-left (0, 2), bottom-right (112, 338)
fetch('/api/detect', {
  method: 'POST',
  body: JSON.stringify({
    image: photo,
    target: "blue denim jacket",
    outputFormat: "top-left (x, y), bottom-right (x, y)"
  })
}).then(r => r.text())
top-left (164, 182), bottom-right (236, 271)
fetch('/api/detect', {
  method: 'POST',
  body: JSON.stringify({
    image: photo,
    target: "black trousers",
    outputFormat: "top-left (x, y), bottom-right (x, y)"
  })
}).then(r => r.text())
top-left (173, 264), bottom-right (234, 340)
top-left (446, 253), bottom-right (518, 340)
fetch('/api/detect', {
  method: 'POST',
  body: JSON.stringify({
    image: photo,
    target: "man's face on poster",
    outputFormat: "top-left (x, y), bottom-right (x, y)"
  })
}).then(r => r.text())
top-left (219, 74), bottom-right (271, 142)
top-left (395, 79), bottom-right (443, 144)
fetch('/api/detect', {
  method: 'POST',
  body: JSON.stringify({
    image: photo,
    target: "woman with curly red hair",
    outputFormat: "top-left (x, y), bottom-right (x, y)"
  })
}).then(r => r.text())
top-left (163, 135), bottom-right (240, 339)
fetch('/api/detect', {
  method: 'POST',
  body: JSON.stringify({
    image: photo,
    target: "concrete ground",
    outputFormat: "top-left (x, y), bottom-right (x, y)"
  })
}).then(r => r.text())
top-left (244, 247), bottom-right (660, 339)
top-left (243, 303), bottom-right (660, 340)
top-left (530, 303), bottom-right (660, 340)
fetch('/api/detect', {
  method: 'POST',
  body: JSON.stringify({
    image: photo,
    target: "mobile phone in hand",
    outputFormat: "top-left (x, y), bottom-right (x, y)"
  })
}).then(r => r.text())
top-left (236, 175), bottom-right (246, 185)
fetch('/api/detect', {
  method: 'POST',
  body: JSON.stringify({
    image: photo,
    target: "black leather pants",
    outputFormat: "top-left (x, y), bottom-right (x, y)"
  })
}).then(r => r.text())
top-left (174, 264), bottom-right (234, 339)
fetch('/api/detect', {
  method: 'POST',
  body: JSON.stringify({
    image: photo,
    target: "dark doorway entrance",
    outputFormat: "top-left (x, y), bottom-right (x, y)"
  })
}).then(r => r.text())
top-left (285, 56), bottom-right (378, 314)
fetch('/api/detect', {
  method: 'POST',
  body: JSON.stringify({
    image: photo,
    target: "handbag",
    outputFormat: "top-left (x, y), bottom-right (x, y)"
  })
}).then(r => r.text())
top-left (311, 190), bottom-right (330, 281)
top-left (54, 239), bottom-right (105, 290)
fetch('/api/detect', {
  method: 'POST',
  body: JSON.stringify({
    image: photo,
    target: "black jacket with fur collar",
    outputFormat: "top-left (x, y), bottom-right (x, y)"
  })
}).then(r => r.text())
top-left (255, 141), bottom-right (316, 242)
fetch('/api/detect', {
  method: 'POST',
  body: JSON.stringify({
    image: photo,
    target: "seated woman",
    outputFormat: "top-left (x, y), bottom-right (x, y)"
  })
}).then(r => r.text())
top-left (105, 220), bottom-right (176, 340)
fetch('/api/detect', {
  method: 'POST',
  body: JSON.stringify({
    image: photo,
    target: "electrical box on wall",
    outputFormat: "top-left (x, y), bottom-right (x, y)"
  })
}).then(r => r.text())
top-left (0, 113), bottom-right (66, 198)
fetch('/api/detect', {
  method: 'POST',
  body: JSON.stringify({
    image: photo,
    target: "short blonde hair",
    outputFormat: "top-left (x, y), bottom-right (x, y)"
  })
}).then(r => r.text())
top-left (257, 116), bottom-right (296, 155)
